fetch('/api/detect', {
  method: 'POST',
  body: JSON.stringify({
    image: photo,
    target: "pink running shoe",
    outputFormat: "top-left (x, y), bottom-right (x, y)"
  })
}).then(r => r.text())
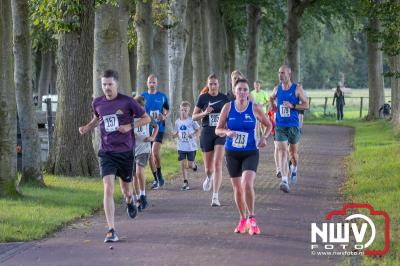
top-left (234, 218), bottom-right (247, 234)
top-left (247, 217), bottom-right (261, 235)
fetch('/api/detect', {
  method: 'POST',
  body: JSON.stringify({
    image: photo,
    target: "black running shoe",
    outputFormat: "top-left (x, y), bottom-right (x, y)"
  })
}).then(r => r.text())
top-left (140, 195), bottom-right (148, 210)
top-left (181, 181), bottom-right (190, 190)
top-left (192, 163), bottom-right (198, 172)
top-left (104, 228), bottom-right (119, 243)
top-left (158, 175), bottom-right (165, 187)
top-left (151, 180), bottom-right (159, 190)
top-left (126, 198), bottom-right (137, 219)
top-left (276, 171), bottom-right (282, 179)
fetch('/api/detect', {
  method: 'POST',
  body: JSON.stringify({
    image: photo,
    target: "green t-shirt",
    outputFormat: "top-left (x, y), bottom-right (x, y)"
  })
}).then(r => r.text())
top-left (251, 89), bottom-right (268, 106)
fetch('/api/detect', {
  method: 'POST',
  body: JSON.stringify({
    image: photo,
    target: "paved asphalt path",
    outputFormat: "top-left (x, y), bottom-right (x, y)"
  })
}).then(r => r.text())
top-left (0, 125), bottom-right (353, 266)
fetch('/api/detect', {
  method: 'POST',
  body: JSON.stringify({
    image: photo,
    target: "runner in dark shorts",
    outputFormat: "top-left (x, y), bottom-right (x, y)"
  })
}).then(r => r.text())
top-left (79, 69), bottom-right (150, 243)
top-left (216, 78), bottom-right (272, 235)
top-left (193, 74), bottom-right (228, 206)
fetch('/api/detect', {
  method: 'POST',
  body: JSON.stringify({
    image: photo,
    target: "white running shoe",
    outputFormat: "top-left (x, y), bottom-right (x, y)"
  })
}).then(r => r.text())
top-left (202, 177), bottom-right (212, 192)
top-left (211, 197), bottom-right (220, 207)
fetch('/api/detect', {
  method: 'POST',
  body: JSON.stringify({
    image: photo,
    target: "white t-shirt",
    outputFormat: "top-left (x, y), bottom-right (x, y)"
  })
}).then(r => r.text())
top-left (134, 117), bottom-right (157, 155)
top-left (174, 117), bottom-right (200, 152)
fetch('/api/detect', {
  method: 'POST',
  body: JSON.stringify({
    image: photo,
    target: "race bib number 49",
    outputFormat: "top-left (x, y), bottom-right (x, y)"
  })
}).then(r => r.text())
top-left (279, 105), bottom-right (290, 117)
top-left (103, 114), bottom-right (119, 132)
top-left (232, 131), bottom-right (249, 149)
top-left (209, 113), bottom-right (220, 127)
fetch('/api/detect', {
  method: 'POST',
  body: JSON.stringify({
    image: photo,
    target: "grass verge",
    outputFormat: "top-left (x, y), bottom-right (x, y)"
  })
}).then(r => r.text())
top-left (306, 118), bottom-right (400, 265)
top-left (0, 145), bottom-right (183, 243)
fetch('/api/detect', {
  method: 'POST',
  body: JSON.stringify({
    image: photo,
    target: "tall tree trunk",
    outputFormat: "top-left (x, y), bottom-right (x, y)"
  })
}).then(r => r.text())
top-left (11, 0), bottom-right (44, 186)
top-left (200, 0), bottom-right (210, 77)
top-left (153, 25), bottom-right (169, 93)
top-left (94, 0), bottom-right (132, 97)
top-left (367, 16), bottom-right (385, 119)
top-left (182, 0), bottom-right (193, 105)
top-left (33, 48), bottom-right (41, 97)
top-left (245, 4), bottom-right (261, 86)
top-left (0, 0), bottom-right (19, 196)
top-left (135, 0), bottom-right (152, 94)
top-left (168, 0), bottom-right (188, 123)
top-left (49, 55), bottom-right (57, 94)
top-left (47, 0), bottom-right (98, 177)
top-left (225, 20), bottom-right (236, 75)
top-left (129, 48), bottom-right (137, 93)
top-left (38, 50), bottom-right (53, 99)
top-left (191, 0), bottom-right (205, 98)
top-left (286, 0), bottom-right (301, 82)
top-left (390, 55), bottom-right (400, 130)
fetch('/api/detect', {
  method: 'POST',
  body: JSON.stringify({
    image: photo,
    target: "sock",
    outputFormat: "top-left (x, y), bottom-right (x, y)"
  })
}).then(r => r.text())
top-left (152, 171), bottom-right (157, 181)
top-left (213, 192), bottom-right (218, 199)
top-left (184, 179), bottom-right (188, 183)
top-left (140, 190), bottom-right (145, 196)
top-left (291, 165), bottom-right (297, 173)
top-left (282, 176), bottom-right (288, 183)
top-left (249, 215), bottom-right (255, 219)
top-left (157, 167), bottom-right (162, 177)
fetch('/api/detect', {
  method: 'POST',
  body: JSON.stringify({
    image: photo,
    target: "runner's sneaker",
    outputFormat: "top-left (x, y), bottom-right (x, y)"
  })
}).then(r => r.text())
top-left (279, 180), bottom-right (290, 193)
top-left (202, 177), bottom-right (212, 192)
top-left (247, 217), bottom-right (261, 235)
top-left (140, 195), bottom-right (148, 210)
top-left (234, 218), bottom-right (247, 234)
top-left (276, 171), bottom-right (282, 179)
top-left (158, 175), bottom-right (165, 187)
top-left (290, 171), bottom-right (297, 185)
top-left (151, 180), bottom-right (159, 190)
top-left (211, 196), bottom-right (220, 207)
top-left (181, 181), bottom-right (190, 190)
top-left (104, 228), bottom-right (119, 243)
top-left (126, 198), bottom-right (138, 219)
top-left (137, 199), bottom-right (143, 212)
top-left (192, 162), bottom-right (198, 172)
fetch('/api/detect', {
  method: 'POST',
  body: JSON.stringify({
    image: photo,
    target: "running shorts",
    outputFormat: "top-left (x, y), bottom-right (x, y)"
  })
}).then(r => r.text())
top-left (200, 127), bottom-right (226, 152)
top-left (225, 149), bottom-right (259, 177)
top-left (274, 126), bottom-right (301, 144)
top-left (178, 150), bottom-right (196, 161)
top-left (98, 150), bottom-right (134, 182)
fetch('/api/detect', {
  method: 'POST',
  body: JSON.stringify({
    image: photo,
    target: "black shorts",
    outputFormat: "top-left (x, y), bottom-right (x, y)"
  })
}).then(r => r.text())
top-left (225, 150), bottom-right (259, 177)
top-left (299, 110), bottom-right (304, 115)
top-left (200, 127), bottom-right (226, 152)
top-left (154, 132), bottom-right (164, 144)
top-left (178, 150), bottom-right (196, 161)
top-left (98, 150), bottom-right (134, 183)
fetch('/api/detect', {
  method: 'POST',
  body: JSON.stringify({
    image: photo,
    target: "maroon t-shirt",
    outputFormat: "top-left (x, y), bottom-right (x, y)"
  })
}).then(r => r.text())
top-left (92, 93), bottom-right (145, 153)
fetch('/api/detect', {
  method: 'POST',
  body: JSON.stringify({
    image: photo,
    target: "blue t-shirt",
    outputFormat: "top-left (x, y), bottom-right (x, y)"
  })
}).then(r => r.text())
top-left (225, 101), bottom-right (257, 152)
top-left (141, 91), bottom-right (169, 133)
top-left (275, 83), bottom-right (299, 127)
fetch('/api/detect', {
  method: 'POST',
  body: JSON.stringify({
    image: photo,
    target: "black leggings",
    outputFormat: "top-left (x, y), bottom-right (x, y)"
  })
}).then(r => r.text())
top-left (336, 104), bottom-right (344, 120)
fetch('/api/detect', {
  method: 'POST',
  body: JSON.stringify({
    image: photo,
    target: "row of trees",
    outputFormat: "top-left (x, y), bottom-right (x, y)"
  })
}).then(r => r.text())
top-left (0, 0), bottom-right (399, 196)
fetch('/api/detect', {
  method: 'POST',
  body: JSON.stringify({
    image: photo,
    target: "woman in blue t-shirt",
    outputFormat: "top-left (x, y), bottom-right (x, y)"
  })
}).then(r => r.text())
top-left (216, 78), bottom-right (272, 236)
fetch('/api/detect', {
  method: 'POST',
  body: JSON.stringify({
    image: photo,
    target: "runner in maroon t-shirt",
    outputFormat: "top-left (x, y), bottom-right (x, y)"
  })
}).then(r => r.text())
top-left (79, 69), bottom-right (150, 243)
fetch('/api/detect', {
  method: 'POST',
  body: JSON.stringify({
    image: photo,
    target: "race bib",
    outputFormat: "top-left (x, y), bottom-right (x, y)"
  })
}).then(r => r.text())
top-left (279, 105), bottom-right (290, 117)
top-left (134, 124), bottom-right (148, 137)
top-left (103, 114), bottom-right (119, 132)
top-left (232, 131), bottom-right (249, 148)
top-left (150, 110), bottom-right (160, 121)
top-left (209, 113), bottom-right (220, 127)
top-left (179, 131), bottom-right (190, 142)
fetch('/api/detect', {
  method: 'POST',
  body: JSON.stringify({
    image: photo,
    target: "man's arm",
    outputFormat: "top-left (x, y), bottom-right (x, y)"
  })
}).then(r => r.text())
top-left (293, 85), bottom-right (309, 110)
top-left (134, 113), bottom-right (151, 128)
top-left (268, 86), bottom-right (278, 110)
top-left (79, 116), bottom-right (99, 135)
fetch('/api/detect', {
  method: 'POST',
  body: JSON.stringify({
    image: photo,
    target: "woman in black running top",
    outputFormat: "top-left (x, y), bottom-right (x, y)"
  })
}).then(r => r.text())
top-left (192, 74), bottom-right (228, 206)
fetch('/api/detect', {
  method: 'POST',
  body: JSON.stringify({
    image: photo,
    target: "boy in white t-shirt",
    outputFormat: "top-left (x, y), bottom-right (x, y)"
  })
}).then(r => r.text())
top-left (171, 101), bottom-right (200, 190)
top-left (133, 96), bottom-right (159, 211)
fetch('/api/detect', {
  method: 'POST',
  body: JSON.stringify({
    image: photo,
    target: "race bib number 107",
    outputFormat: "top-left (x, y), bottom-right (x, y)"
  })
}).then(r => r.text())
top-left (279, 105), bottom-right (290, 117)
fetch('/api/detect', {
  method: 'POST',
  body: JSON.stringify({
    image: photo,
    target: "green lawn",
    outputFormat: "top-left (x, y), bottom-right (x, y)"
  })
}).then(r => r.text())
top-left (0, 145), bottom-right (183, 242)
top-left (306, 119), bottom-right (400, 265)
